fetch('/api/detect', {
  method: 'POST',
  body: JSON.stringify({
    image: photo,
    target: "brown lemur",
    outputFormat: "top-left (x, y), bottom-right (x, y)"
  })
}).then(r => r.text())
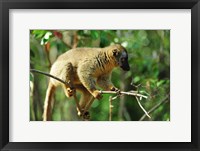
top-left (43, 44), bottom-right (130, 121)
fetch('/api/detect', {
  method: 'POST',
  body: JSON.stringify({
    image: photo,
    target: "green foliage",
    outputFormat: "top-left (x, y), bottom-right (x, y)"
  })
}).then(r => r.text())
top-left (30, 30), bottom-right (170, 121)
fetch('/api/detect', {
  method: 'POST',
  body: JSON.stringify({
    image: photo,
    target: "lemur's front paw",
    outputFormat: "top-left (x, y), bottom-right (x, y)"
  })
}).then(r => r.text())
top-left (92, 90), bottom-right (102, 100)
top-left (110, 86), bottom-right (121, 95)
top-left (110, 86), bottom-right (119, 91)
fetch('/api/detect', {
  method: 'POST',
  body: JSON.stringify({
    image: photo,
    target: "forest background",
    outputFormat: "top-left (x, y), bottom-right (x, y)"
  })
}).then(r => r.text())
top-left (30, 30), bottom-right (170, 121)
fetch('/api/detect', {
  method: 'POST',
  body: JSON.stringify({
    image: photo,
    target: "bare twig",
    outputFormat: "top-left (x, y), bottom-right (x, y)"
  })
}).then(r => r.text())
top-left (104, 90), bottom-right (149, 121)
top-left (109, 96), bottom-right (113, 121)
top-left (139, 95), bottom-right (169, 121)
top-left (30, 69), bottom-right (70, 87)
top-left (112, 94), bottom-right (124, 100)
top-left (100, 90), bottom-right (148, 99)
top-left (135, 96), bottom-right (151, 119)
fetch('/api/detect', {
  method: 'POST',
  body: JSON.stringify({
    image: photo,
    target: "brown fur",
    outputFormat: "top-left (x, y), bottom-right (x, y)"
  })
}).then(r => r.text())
top-left (43, 44), bottom-right (128, 121)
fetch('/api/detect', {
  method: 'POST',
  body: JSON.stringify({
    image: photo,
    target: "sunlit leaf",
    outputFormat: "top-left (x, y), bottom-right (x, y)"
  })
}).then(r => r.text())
top-left (133, 76), bottom-right (140, 83)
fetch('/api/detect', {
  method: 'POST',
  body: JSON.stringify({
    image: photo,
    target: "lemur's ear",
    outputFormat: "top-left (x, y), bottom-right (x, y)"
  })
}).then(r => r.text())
top-left (112, 49), bottom-right (119, 56)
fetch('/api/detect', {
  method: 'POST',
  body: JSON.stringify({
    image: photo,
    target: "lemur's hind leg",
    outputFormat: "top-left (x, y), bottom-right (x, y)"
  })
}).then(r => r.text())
top-left (62, 62), bottom-right (76, 97)
top-left (76, 85), bottom-right (94, 120)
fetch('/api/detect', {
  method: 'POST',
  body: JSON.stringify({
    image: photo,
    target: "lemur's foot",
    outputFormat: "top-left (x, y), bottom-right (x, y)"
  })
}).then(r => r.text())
top-left (110, 86), bottom-right (121, 95)
top-left (77, 109), bottom-right (90, 120)
top-left (82, 111), bottom-right (90, 120)
top-left (66, 87), bottom-right (75, 97)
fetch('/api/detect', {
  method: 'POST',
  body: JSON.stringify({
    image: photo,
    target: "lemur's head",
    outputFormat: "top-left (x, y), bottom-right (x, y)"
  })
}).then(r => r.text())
top-left (110, 44), bottom-right (130, 71)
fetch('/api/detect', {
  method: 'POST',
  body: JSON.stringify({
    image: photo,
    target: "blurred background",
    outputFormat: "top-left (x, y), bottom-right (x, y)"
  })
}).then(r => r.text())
top-left (30, 30), bottom-right (170, 121)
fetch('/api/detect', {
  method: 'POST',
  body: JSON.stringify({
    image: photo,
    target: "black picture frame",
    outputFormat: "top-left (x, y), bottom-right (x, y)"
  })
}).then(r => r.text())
top-left (0, 0), bottom-right (200, 151)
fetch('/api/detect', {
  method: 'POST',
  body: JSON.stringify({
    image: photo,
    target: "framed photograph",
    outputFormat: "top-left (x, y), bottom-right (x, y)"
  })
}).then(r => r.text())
top-left (0, 0), bottom-right (199, 151)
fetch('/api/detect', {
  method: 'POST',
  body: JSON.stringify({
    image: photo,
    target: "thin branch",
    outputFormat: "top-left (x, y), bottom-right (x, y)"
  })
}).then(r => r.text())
top-left (112, 94), bottom-right (124, 100)
top-left (135, 96), bottom-right (151, 119)
top-left (30, 69), bottom-right (70, 87)
top-left (109, 96), bottom-right (113, 121)
top-left (139, 95), bottom-right (169, 121)
top-left (100, 90), bottom-right (148, 99)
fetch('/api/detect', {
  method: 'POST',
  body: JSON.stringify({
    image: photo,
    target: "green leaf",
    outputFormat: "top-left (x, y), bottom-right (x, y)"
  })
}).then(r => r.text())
top-left (91, 31), bottom-right (99, 40)
top-left (133, 76), bottom-right (140, 83)
top-left (32, 30), bottom-right (48, 39)
top-left (157, 80), bottom-right (165, 87)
